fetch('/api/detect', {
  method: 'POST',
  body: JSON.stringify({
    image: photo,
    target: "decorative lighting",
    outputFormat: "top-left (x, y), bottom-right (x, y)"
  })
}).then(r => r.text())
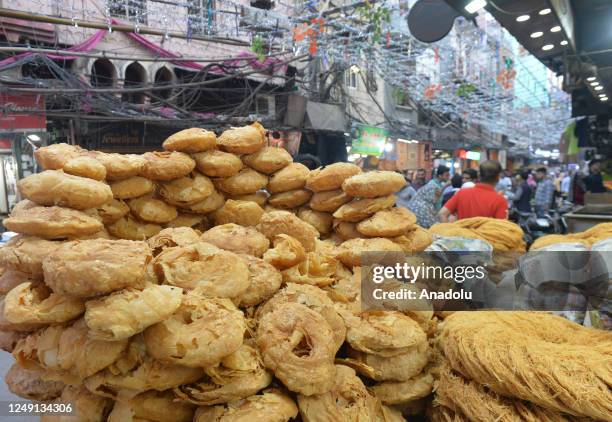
top-left (590, 81), bottom-right (600, 86)
top-left (542, 44), bottom-right (554, 51)
top-left (464, 0), bottom-right (487, 14)
top-left (550, 26), bottom-right (561, 33)
top-left (539, 8), bottom-right (551, 15)
top-left (530, 31), bottom-right (544, 38)
top-left (587, 76), bottom-right (597, 82)
top-left (594, 86), bottom-right (604, 91)
top-left (516, 15), bottom-right (530, 22)
top-left (560, 40), bottom-right (568, 46)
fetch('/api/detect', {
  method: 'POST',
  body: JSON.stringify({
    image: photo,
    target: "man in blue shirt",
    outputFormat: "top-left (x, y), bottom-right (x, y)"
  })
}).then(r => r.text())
top-left (534, 167), bottom-right (554, 217)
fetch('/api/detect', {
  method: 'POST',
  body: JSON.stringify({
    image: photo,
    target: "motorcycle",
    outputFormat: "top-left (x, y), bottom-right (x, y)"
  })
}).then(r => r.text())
top-left (509, 196), bottom-right (575, 247)
top-left (553, 200), bottom-right (574, 234)
top-left (512, 209), bottom-right (557, 248)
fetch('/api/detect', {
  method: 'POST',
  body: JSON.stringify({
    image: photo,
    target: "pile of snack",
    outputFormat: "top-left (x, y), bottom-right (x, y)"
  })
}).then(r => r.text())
top-left (0, 123), bottom-right (437, 421)
top-left (530, 222), bottom-right (612, 250)
top-left (432, 311), bottom-right (612, 420)
top-left (429, 217), bottom-right (526, 252)
top-left (312, 166), bottom-right (434, 266)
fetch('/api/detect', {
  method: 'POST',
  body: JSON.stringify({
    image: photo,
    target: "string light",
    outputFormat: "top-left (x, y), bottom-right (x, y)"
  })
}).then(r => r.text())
top-left (0, 0), bottom-right (570, 147)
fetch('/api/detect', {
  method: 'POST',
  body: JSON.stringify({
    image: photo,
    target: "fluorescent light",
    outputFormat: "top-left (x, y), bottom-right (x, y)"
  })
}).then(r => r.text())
top-left (539, 8), bottom-right (551, 15)
top-left (530, 31), bottom-right (544, 38)
top-left (542, 44), bottom-right (554, 51)
top-left (587, 76), bottom-right (597, 82)
top-left (590, 81), bottom-right (600, 86)
top-left (560, 40), bottom-right (568, 46)
top-left (550, 26), bottom-right (561, 33)
top-left (464, 0), bottom-right (487, 14)
top-left (516, 15), bottom-right (530, 22)
top-left (594, 86), bottom-right (604, 91)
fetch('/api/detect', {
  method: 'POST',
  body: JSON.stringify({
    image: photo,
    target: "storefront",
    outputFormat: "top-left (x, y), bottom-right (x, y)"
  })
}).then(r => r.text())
top-left (393, 138), bottom-right (432, 178)
top-left (455, 148), bottom-right (483, 173)
top-left (349, 128), bottom-right (433, 177)
top-left (0, 90), bottom-right (47, 216)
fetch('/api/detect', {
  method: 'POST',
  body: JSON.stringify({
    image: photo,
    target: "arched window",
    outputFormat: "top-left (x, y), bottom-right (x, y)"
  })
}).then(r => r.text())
top-left (122, 62), bottom-right (147, 104)
top-left (90, 58), bottom-right (116, 87)
top-left (153, 66), bottom-right (174, 101)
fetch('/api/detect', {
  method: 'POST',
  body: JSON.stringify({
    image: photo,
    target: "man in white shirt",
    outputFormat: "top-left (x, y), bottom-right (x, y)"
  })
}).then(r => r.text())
top-left (561, 171), bottom-right (572, 198)
top-left (496, 170), bottom-right (512, 193)
top-left (461, 168), bottom-right (477, 188)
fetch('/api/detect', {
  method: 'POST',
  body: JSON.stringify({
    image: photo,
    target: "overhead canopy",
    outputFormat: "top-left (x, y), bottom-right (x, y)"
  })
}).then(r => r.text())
top-left (305, 101), bottom-right (347, 132)
top-left (478, 0), bottom-right (612, 118)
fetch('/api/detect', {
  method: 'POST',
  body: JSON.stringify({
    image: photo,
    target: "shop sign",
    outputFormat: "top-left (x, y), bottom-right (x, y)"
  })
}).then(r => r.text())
top-left (99, 123), bottom-right (143, 148)
top-left (0, 93), bottom-right (46, 132)
top-left (466, 151), bottom-right (481, 160)
top-left (88, 122), bottom-right (177, 149)
top-left (351, 125), bottom-right (388, 156)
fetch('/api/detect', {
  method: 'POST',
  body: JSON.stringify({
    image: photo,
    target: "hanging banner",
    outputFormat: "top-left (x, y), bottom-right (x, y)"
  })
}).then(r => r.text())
top-left (351, 125), bottom-right (389, 156)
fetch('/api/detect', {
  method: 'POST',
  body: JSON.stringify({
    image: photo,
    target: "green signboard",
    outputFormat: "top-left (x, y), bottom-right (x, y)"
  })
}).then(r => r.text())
top-left (351, 125), bottom-right (388, 156)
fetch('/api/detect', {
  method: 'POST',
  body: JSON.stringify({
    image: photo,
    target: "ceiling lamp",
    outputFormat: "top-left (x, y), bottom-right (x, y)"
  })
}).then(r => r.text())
top-left (600, 97), bottom-right (608, 102)
top-left (539, 8), bottom-right (551, 15)
top-left (550, 26), bottom-right (561, 32)
top-left (464, 0), bottom-right (487, 14)
top-left (590, 81), bottom-right (600, 86)
top-left (598, 93), bottom-right (606, 97)
top-left (594, 86), bottom-right (604, 91)
top-left (530, 31), bottom-right (544, 38)
top-left (560, 40), bottom-right (568, 46)
top-left (542, 44), bottom-right (554, 51)
top-left (516, 15), bottom-right (530, 22)
top-left (587, 76), bottom-right (597, 82)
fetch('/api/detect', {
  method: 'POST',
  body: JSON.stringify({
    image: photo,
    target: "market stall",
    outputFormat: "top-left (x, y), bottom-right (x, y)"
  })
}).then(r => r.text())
top-left (0, 124), bottom-right (609, 421)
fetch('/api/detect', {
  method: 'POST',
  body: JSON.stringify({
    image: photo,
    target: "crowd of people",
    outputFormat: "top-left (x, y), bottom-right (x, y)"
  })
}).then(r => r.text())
top-left (395, 159), bottom-right (608, 228)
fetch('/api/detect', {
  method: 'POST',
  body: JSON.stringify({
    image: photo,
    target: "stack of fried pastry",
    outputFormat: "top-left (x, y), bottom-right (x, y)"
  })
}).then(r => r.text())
top-left (0, 124), bottom-right (440, 421)
top-left (304, 166), bottom-right (432, 267)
